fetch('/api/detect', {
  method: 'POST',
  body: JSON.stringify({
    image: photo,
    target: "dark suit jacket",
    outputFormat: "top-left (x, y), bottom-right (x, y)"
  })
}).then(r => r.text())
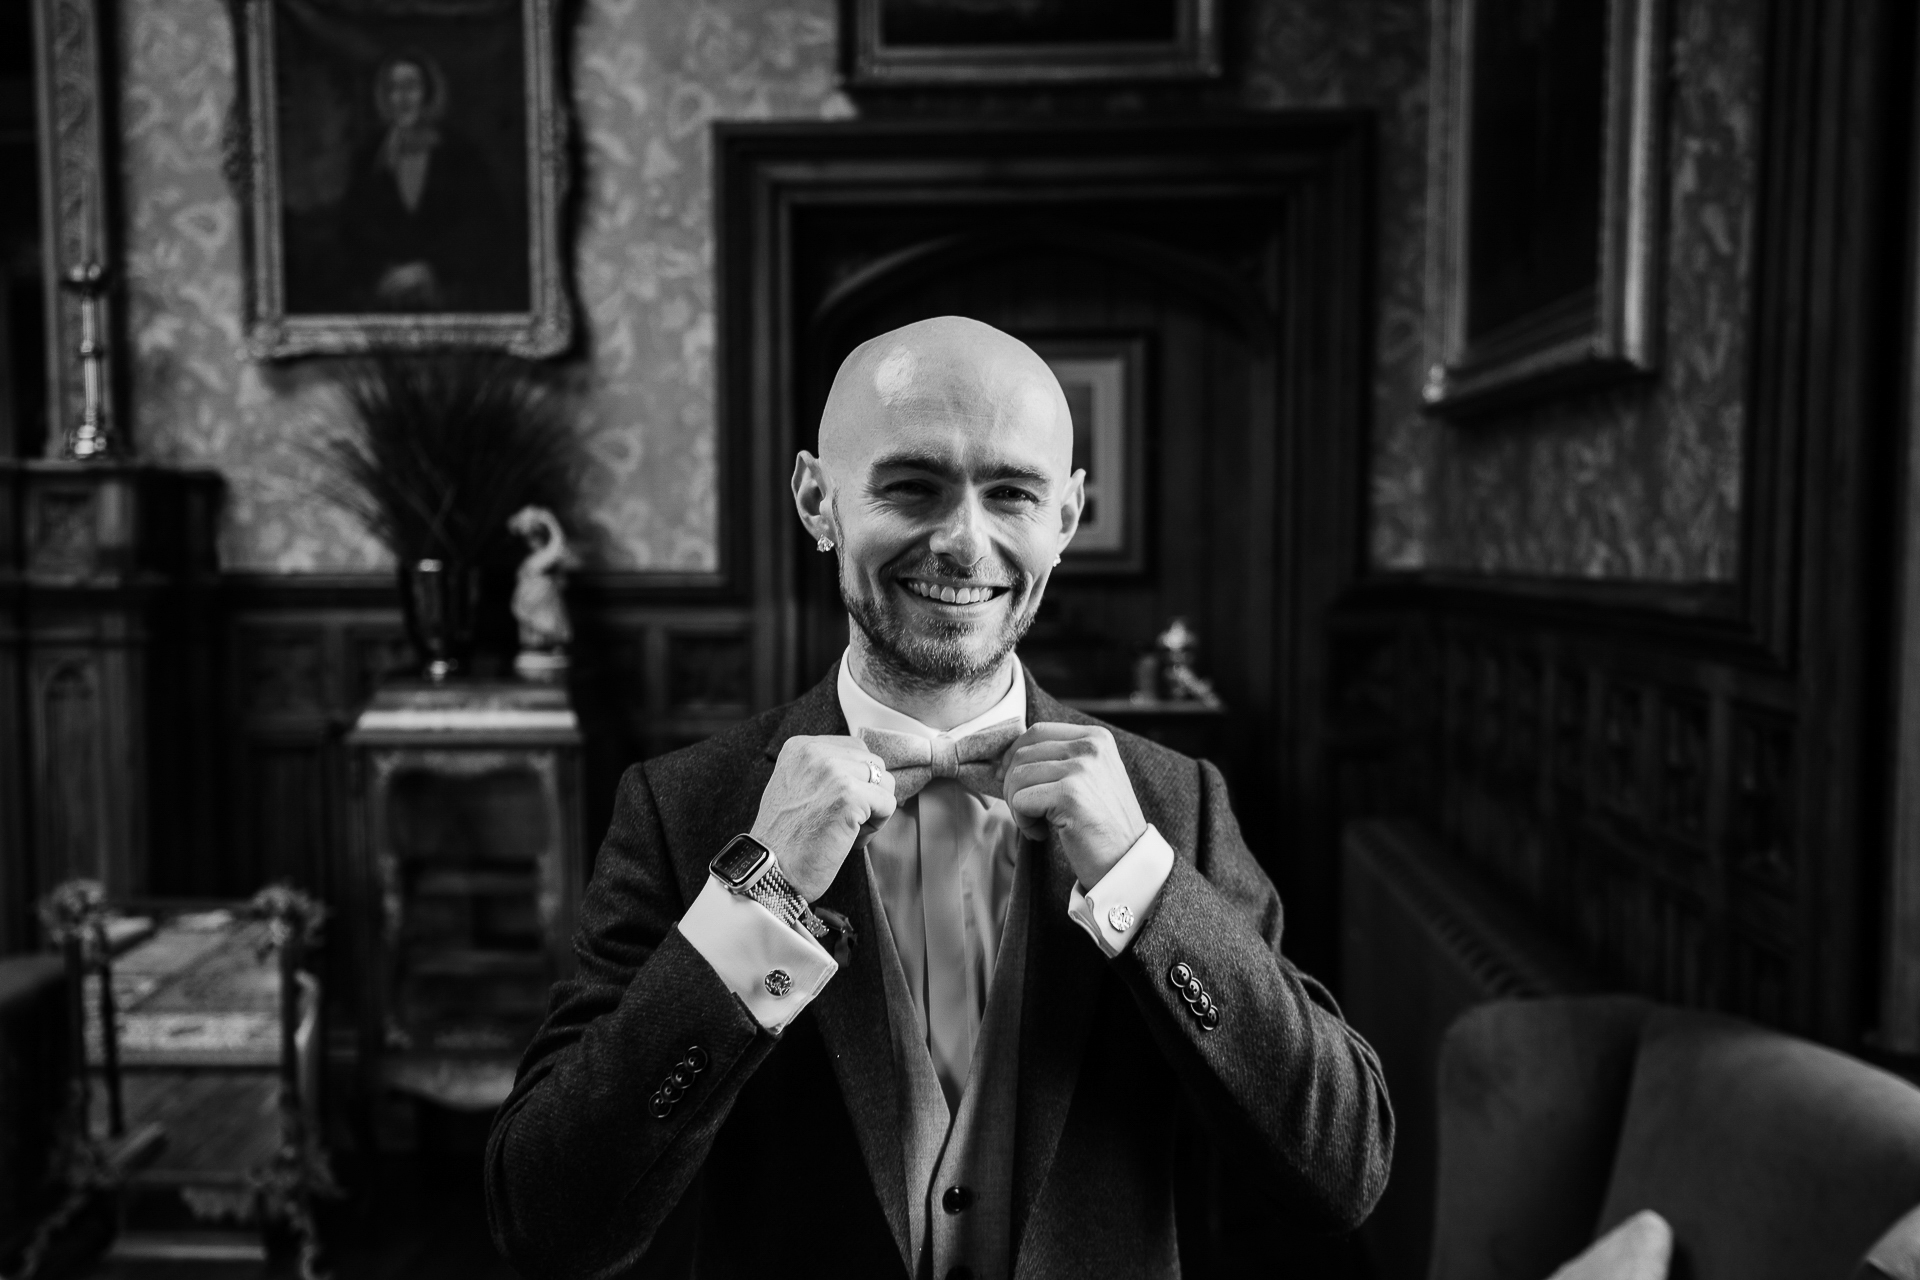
top-left (486, 667), bottom-right (1392, 1279)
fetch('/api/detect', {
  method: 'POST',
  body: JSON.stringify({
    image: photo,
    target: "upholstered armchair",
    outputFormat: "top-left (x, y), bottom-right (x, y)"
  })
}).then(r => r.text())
top-left (1428, 997), bottom-right (1920, 1280)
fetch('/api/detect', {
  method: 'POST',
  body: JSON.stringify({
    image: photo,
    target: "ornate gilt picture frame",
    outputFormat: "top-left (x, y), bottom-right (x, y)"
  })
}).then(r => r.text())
top-left (233, 0), bottom-right (572, 360)
top-left (1422, 0), bottom-right (1666, 418)
top-left (844, 0), bottom-right (1220, 87)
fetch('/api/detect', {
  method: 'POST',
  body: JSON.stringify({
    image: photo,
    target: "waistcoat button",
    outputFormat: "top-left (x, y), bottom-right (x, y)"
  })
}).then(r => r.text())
top-left (942, 1185), bottom-right (973, 1214)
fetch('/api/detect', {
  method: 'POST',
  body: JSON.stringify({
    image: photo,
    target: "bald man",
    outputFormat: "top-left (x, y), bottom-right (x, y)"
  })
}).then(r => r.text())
top-left (487, 317), bottom-right (1392, 1280)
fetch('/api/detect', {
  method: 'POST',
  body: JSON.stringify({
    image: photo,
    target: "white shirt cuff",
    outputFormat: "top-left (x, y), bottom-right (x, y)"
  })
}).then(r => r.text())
top-left (1066, 823), bottom-right (1175, 959)
top-left (677, 877), bottom-right (837, 1032)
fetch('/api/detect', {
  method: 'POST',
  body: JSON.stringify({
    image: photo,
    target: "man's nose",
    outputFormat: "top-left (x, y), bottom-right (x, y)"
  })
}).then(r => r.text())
top-left (928, 494), bottom-right (988, 568)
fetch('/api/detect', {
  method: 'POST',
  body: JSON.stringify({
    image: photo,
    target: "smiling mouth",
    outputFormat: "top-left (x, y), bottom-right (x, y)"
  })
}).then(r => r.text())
top-left (901, 578), bottom-right (1010, 606)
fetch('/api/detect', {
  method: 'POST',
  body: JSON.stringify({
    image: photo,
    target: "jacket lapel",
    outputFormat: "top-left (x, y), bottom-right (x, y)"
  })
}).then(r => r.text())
top-left (765, 666), bottom-right (915, 1272)
top-left (1010, 673), bottom-right (1109, 1257)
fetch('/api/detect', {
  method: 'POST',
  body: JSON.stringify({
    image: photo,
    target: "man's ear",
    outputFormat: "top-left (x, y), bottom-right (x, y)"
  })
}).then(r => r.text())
top-left (792, 451), bottom-right (835, 543)
top-left (1056, 468), bottom-right (1087, 550)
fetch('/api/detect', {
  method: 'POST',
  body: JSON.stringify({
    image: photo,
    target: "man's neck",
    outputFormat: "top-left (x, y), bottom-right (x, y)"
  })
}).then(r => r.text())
top-left (845, 633), bottom-right (1016, 732)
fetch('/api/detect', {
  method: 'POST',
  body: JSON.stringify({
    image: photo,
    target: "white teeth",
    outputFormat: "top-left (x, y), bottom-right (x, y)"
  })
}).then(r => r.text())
top-left (906, 580), bottom-right (998, 605)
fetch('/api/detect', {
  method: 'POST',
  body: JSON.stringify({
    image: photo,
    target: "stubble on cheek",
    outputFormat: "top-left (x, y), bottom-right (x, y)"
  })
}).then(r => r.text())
top-left (840, 557), bottom-right (1038, 686)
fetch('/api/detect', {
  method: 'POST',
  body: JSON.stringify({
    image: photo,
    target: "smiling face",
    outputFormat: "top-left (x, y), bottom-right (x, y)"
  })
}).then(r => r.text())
top-left (796, 317), bottom-right (1083, 691)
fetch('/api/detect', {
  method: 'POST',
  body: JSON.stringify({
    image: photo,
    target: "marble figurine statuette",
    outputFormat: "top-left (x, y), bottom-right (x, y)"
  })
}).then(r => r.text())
top-left (509, 505), bottom-right (576, 682)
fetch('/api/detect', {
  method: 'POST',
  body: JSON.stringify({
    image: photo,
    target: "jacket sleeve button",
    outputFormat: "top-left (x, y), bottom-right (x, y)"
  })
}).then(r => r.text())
top-left (648, 1092), bottom-right (672, 1119)
top-left (1168, 962), bottom-right (1192, 989)
top-left (1201, 1006), bottom-right (1220, 1032)
top-left (685, 1045), bottom-right (708, 1071)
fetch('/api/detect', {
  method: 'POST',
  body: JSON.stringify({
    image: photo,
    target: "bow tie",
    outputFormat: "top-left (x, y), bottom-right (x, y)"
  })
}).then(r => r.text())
top-left (859, 718), bottom-right (1024, 803)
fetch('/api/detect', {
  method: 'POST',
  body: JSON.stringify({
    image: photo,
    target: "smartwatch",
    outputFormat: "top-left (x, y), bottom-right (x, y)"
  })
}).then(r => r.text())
top-left (710, 833), bottom-right (830, 940)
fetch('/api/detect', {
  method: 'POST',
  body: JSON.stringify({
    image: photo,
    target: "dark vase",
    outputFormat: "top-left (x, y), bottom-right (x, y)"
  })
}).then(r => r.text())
top-left (399, 558), bottom-right (481, 682)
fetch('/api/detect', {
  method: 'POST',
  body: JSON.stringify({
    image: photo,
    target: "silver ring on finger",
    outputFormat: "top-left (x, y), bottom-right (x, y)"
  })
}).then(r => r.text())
top-left (867, 760), bottom-right (882, 786)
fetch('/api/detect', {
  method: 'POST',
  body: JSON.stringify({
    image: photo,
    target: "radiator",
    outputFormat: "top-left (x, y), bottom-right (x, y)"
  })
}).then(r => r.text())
top-left (1341, 820), bottom-right (1596, 1280)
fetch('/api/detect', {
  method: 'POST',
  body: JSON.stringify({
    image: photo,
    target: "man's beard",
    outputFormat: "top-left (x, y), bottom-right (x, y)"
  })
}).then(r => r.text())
top-left (841, 558), bottom-right (1037, 695)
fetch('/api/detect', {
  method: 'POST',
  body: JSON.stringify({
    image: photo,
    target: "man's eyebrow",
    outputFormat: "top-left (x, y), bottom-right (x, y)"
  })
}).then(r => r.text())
top-left (866, 450), bottom-right (1052, 487)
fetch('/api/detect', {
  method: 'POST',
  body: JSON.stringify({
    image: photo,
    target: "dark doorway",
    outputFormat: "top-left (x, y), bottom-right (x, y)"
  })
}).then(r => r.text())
top-left (720, 118), bottom-right (1370, 957)
top-left (795, 225), bottom-right (1273, 819)
top-left (718, 119), bottom-right (1373, 1271)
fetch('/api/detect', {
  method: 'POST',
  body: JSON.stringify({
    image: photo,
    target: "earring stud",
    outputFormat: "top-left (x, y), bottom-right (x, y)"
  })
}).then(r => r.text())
top-left (816, 535), bottom-right (834, 553)
top-left (1053, 553), bottom-right (1062, 565)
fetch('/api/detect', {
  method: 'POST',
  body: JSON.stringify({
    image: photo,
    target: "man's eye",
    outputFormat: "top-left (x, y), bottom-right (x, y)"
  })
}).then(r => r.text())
top-left (989, 488), bottom-right (1039, 504)
top-left (885, 481), bottom-right (936, 498)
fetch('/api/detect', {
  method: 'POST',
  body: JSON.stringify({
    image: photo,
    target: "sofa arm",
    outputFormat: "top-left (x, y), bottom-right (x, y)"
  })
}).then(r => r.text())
top-left (1428, 996), bottom-right (1654, 1280)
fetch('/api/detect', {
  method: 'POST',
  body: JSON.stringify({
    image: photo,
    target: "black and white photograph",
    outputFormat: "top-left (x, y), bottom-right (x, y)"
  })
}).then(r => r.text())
top-left (5, 0), bottom-right (1920, 1277)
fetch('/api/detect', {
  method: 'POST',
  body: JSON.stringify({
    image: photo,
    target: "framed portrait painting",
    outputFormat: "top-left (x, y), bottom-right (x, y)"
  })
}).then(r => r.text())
top-left (844, 0), bottom-right (1220, 87)
top-left (234, 0), bottom-right (572, 359)
top-left (1032, 337), bottom-right (1147, 575)
top-left (1422, 0), bottom-right (1666, 417)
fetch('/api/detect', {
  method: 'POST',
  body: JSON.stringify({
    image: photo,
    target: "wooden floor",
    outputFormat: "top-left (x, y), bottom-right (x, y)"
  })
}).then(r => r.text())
top-left (71, 1150), bottom-right (517, 1280)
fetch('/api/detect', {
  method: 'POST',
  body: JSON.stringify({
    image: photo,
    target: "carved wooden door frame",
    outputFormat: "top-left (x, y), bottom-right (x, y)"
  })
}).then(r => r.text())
top-left (714, 116), bottom-right (1373, 963)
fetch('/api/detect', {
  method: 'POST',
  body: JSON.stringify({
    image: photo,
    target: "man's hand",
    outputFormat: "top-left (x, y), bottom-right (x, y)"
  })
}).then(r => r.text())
top-left (750, 735), bottom-right (896, 901)
top-left (1003, 723), bottom-right (1147, 888)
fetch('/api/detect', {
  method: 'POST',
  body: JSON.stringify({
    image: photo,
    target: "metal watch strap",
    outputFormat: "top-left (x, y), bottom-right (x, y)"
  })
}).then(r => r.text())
top-left (744, 860), bottom-right (830, 940)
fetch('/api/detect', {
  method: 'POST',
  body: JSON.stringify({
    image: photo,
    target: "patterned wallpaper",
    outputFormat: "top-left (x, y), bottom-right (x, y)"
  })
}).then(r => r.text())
top-left (1403, 0), bottom-right (1760, 579)
top-left (113, 0), bottom-right (1755, 580)
top-left (119, 0), bottom-right (849, 572)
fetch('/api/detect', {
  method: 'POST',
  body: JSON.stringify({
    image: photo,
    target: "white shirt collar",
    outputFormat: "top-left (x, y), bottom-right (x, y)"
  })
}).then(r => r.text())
top-left (836, 649), bottom-right (1027, 742)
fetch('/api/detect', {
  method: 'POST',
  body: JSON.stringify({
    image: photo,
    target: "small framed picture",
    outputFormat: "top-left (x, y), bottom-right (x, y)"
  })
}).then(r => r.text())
top-left (1032, 336), bottom-right (1147, 575)
top-left (844, 0), bottom-right (1220, 87)
top-left (1422, 0), bottom-right (1667, 417)
top-left (233, 0), bottom-right (573, 359)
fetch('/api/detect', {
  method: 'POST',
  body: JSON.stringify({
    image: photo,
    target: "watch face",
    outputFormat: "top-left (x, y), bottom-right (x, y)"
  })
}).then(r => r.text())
top-left (712, 835), bottom-right (771, 887)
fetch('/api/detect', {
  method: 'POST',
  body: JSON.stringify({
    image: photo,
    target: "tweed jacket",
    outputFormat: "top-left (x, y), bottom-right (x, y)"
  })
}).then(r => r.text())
top-left (486, 666), bottom-right (1393, 1279)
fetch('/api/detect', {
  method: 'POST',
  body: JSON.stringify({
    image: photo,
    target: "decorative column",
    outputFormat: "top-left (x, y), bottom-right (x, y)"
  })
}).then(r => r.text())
top-left (33, 0), bottom-right (121, 459)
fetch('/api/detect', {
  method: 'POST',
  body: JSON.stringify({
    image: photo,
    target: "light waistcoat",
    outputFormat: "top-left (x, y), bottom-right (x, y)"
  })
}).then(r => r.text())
top-left (839, 658), bottom-right (1025, 1109)
top-left (838, 655), bottom-right (1031, 1279)
top-left (867, 846), bottom-right (1029, 1280)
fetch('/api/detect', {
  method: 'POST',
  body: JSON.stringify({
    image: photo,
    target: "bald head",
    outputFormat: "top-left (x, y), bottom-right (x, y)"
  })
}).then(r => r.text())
top-left (817, 316), bottom-right (1074, 475)
top-left (792, 315), bottom-right (1084, 709)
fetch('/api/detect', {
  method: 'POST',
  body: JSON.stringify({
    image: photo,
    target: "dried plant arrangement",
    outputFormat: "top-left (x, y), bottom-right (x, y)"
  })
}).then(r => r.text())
top-left (318, 354), bottom-right (578, 679)
top-left (319, 354), bottom-right (576, 568)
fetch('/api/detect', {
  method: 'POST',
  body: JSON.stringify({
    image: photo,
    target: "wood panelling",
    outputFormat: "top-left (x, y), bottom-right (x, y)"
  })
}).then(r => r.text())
top-left (217, 582), bottom-right (756, 908)
top-left (1328, 603), bottom-right (1822, 1032)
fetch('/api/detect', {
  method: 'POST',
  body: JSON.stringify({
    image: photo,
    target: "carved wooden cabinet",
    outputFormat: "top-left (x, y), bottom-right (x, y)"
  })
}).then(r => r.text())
top-left (0, 462), bottom-right (222, 949)
top-left (343, 680), bottom-right (583, 1138)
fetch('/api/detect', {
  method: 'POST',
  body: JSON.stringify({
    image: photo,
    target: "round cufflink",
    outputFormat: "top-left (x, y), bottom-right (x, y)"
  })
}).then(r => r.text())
top-left (764, 968), bottom-right (794, 997)
top-left (1106, 904), bottom-right (1135, 933)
